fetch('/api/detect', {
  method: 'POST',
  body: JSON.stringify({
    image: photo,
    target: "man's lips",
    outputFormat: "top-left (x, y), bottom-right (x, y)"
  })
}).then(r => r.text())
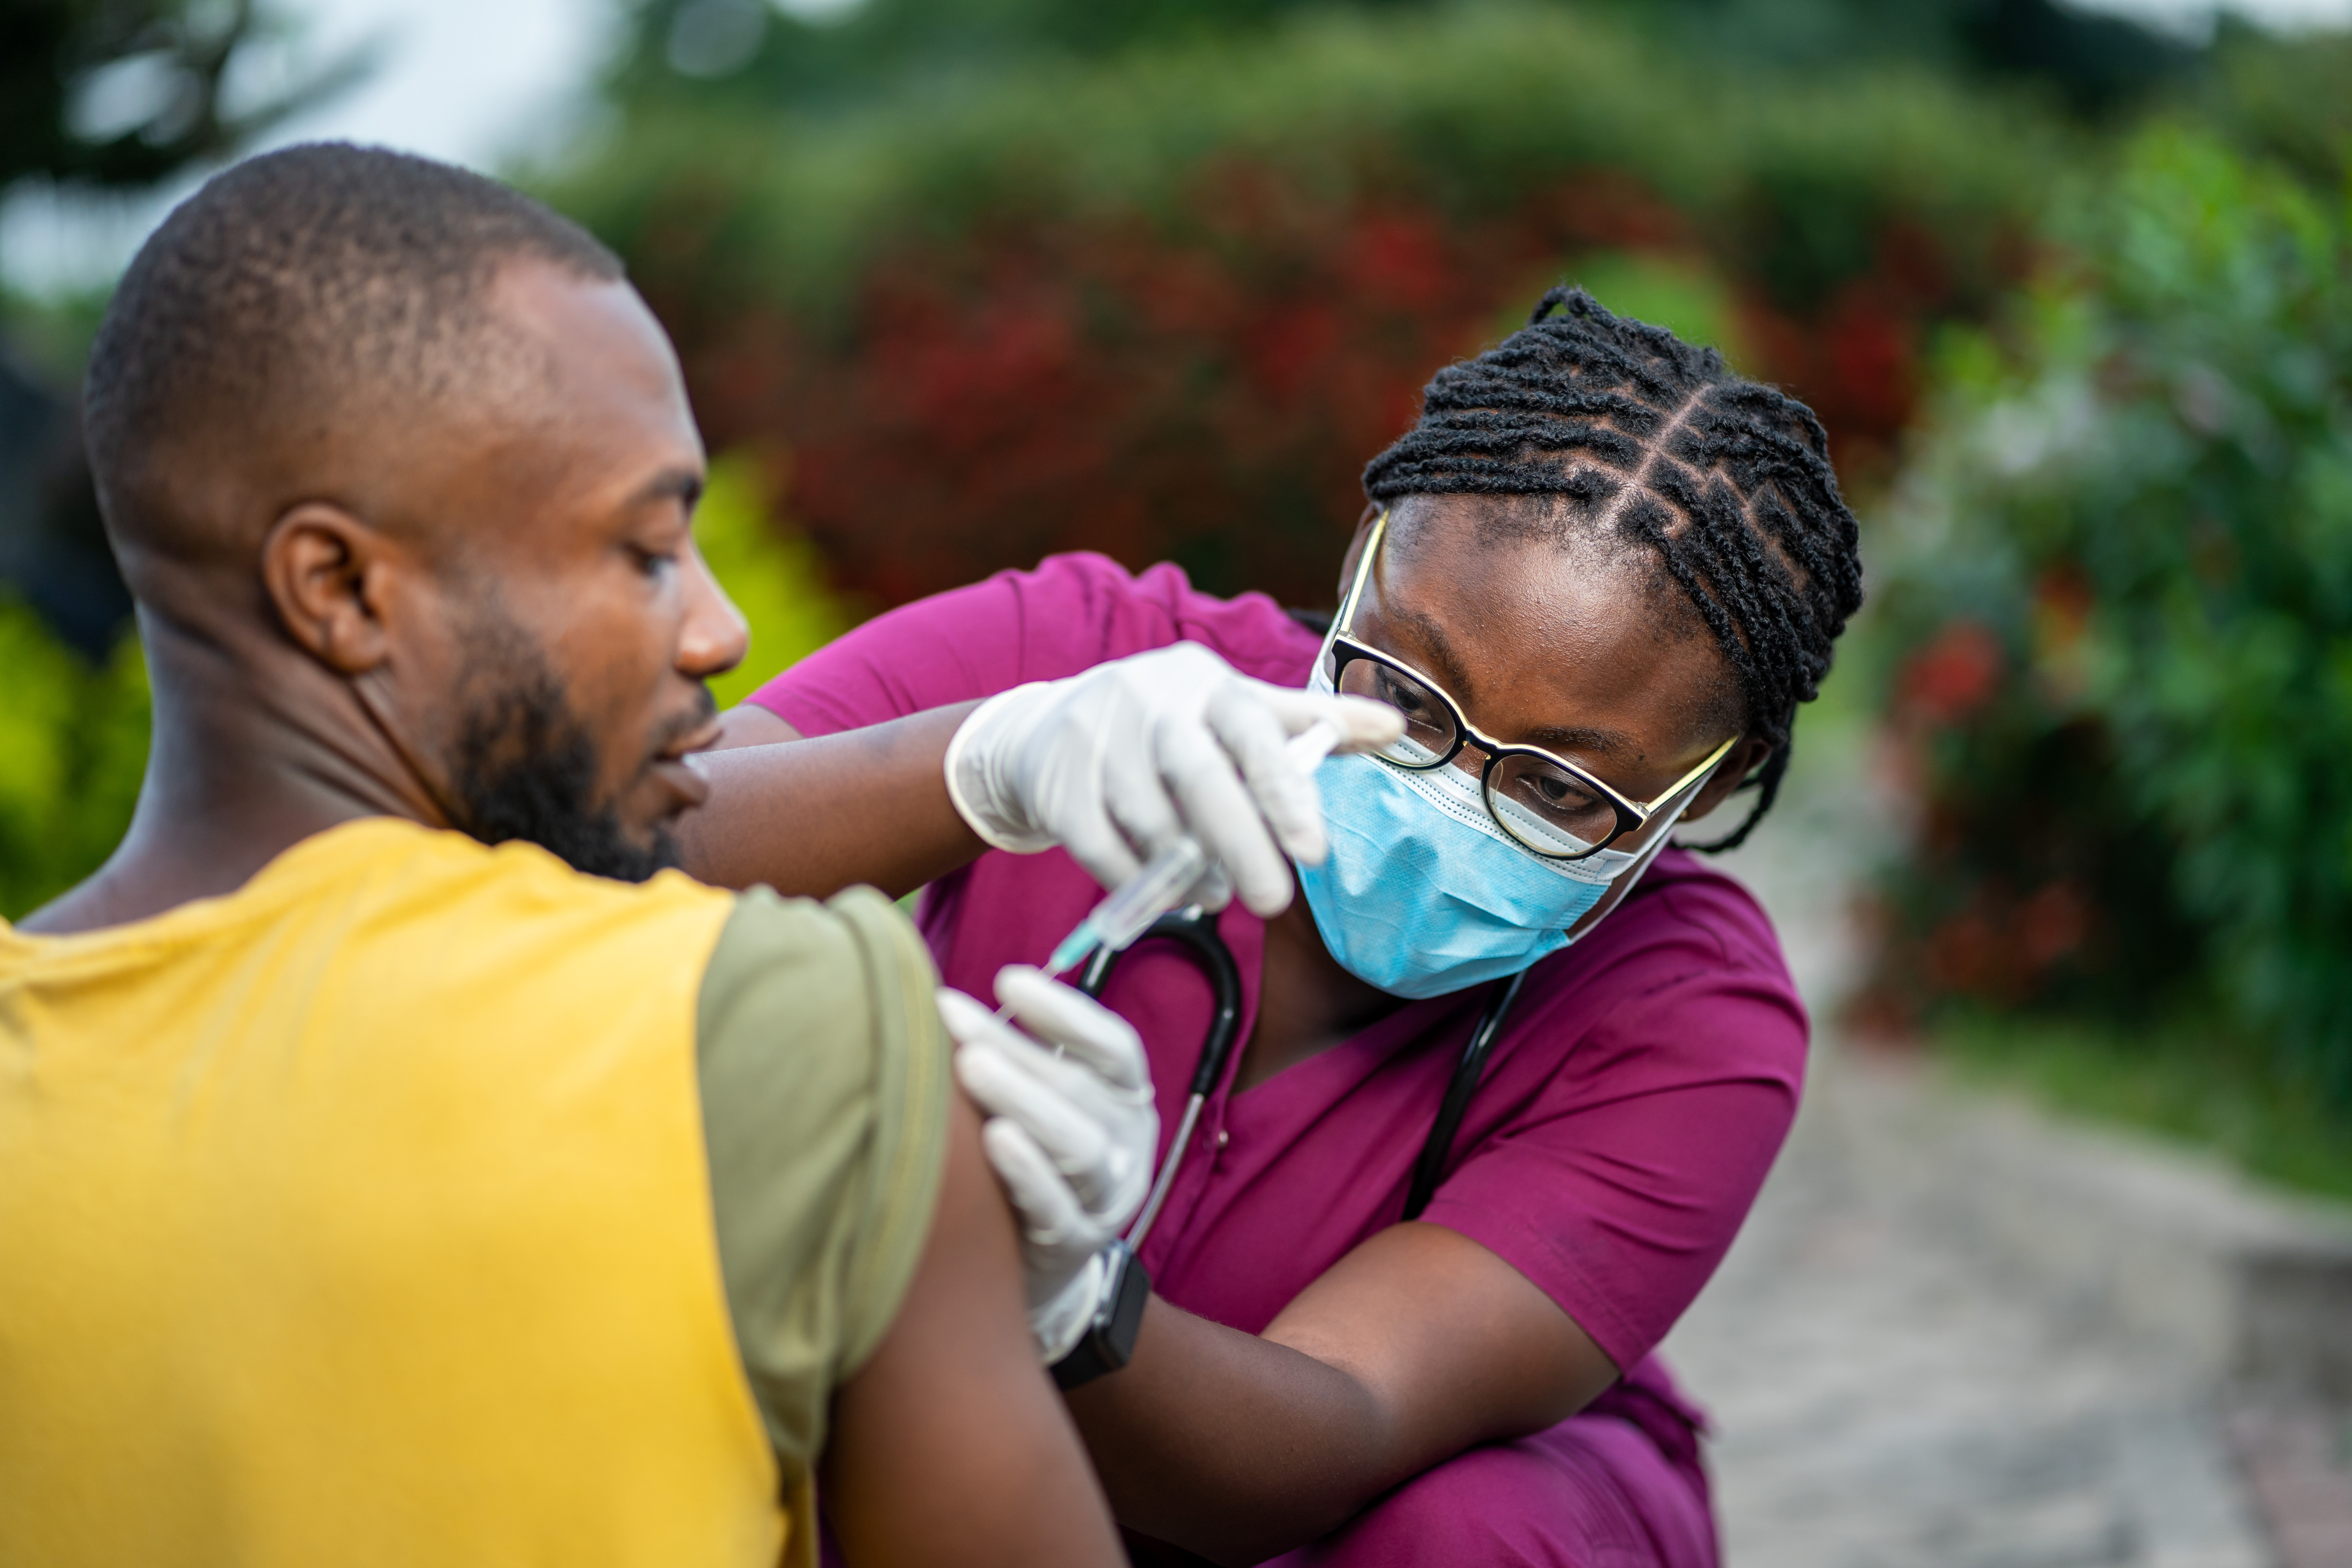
top-left (649, 715), bottom-right (725, 810)
top-left (663, 713), bottom-right (726, 760)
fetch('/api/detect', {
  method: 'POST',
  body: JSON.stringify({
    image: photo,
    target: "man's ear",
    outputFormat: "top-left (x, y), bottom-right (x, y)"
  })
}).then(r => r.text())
top-left (260, 503), bottom-right (403, 675)
top-left (1680, 735), bottom-right (1773, 825)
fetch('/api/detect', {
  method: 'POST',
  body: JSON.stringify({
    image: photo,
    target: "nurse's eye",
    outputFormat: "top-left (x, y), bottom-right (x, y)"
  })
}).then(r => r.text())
top-left (1372, 666), bottom-right (1446, 724)
top-left (1502, 760), bottom-right (1608, 824)
top-left (1528, 773), bottom-right (1598, 810)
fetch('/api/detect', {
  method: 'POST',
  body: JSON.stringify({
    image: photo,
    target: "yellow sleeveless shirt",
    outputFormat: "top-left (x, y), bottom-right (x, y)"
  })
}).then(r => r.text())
top-left (0, 818), bottom-right (944, 1568)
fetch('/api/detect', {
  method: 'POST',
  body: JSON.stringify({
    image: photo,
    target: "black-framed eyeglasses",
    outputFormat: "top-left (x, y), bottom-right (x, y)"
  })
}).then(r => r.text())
top-left (1327, 510), bottom-right (1740, 861)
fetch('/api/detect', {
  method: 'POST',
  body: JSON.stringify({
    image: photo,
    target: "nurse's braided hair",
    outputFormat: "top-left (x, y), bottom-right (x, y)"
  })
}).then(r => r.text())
top-left (1361, 286), bottom-right (1864, 851)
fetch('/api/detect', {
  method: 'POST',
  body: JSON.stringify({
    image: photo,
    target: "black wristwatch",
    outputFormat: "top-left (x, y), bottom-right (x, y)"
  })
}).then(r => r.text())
top-left (1049, 1241), bottom-right (1151, 1390)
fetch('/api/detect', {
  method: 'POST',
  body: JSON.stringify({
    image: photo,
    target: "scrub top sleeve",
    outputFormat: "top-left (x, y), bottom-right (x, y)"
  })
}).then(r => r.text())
top-left (1414, 965), bottom-right (1806, 1375)
top-left (745, 552), bottom-right (1184, 737)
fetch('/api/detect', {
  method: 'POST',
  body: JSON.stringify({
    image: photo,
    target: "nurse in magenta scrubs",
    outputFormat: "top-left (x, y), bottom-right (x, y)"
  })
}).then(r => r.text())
top-left (687, 289), bottom-right (1864, 1567)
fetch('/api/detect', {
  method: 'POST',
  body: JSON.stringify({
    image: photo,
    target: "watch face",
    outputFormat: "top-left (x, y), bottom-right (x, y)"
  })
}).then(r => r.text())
top-left (1051, 1242), bottom-right (1150, 1390)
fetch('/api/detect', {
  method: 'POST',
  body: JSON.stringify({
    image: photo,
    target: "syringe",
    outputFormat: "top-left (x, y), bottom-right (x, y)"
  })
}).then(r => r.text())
top-left (1041, 719), bottom-right (1343, 979)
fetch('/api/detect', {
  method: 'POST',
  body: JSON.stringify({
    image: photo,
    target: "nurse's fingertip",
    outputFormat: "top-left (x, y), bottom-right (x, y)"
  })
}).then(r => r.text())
top-left (1235, 862), bottom-right (1297, 918)
top-left (1266, 777), bottom-right (1327, 865)
top-left (1239, 883), bottom-right (1295, 919)
top-left (1223, 835), bottom-right (1296, 915)
top-left (935, 985), bottom-right (1001, 1042)
top-left (991, 963), bottom-right (1045, 1008)
top-left (1186, 862), bottom-right (1232, 911)
top-left (952, 1041), bottom-right (1018, 1114)
top-left (982, 1118), bottom-right (1063, 1202)
top-left (1330, 694), bottom-right (1405, 752)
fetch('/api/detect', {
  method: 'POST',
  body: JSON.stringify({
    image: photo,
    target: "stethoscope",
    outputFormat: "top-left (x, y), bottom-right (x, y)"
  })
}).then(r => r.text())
top-left (1078, 907), bottom-right (1526, 1252)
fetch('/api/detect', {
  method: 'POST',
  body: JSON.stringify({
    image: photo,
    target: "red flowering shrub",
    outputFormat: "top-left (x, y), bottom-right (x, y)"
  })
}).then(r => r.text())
top-left (1898, 620), bottom-right (2005, 727)
top-left (561, 5), bottom-right (2061, 609)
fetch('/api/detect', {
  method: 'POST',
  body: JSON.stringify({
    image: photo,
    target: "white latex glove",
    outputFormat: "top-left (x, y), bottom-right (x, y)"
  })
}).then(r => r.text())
top-left (943, 641), bottom-right (1403, 917)
top-left (939, 965), bottom-right (1158, 1363)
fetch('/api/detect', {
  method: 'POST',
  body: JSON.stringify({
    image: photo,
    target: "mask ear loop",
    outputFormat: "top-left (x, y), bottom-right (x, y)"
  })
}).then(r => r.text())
top-left (1560, 751), bottom-right (1732, 942)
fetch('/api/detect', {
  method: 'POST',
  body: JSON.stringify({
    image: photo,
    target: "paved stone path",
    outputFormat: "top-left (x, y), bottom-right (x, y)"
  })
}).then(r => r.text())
top-left (1660, 1065), bottom-right (2275, 1568)
top-left (1662, 733), bottom-right (2286, 1568)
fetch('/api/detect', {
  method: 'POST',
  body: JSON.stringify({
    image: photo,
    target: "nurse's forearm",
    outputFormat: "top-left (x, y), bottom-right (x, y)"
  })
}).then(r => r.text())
top-left (1063, 1296), bottom-right (1408, 1566)
top-left (1063, 1223), bottom-right (1615, 1566)
top-left (676, 704), bottom-right (987, 898)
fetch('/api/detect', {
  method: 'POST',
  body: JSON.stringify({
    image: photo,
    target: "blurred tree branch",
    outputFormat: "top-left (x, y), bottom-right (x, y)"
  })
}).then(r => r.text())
top-left (1, 0), bottom-right (370, 195)
top-left (0, 3), bottom-right (366, 659)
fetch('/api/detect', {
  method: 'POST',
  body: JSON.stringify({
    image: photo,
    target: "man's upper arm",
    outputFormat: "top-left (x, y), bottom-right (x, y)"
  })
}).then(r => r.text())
top-left (821, 1094), bottom-right (1125, 1568)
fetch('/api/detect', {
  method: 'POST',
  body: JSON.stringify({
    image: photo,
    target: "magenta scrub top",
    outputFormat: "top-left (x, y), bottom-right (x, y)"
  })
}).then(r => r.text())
top-left (754, 554), bottom-right (1807, 1568)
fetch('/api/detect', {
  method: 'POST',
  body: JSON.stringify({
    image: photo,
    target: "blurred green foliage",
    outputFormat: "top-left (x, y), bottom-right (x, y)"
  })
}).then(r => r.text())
top-left (1551, 251), bottom-right (1753, 372)
top-left (1862, 127), bottom-right (2352, 1104)
top-left (0, 599), bottom-right (147, 920)
top-left (2185, 24), bottom-right (2352, 191)
top-left (694, 452), bottom-right (867, 710)
top-left (1938, 1006), bottom-right (2352, 1201)
top-left (1595, 0), bottom-right (2196, 107)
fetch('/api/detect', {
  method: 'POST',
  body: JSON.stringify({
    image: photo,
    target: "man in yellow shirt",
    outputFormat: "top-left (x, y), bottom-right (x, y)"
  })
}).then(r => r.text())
top-left (0, 144), bottom-right (1125, 1568)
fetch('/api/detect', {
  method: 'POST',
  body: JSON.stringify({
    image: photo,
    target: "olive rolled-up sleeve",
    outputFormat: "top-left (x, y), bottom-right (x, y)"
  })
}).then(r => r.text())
top-left (693, 884), bottom-right (951, 1473)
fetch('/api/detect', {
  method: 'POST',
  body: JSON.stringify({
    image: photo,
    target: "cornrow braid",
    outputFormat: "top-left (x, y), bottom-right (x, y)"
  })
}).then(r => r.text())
top-left (1362, 286), bottom-right (1863, 851)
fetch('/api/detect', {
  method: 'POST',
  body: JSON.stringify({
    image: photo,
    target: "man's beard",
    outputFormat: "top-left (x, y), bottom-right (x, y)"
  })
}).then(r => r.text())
top-left (443, 625), bottom-right (708, 884)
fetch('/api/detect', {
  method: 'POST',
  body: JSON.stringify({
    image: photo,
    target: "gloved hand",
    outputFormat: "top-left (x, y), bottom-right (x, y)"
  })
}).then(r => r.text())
top-left (943, 641), bottom-right (1403, 917)
top-left (939, 965), bottom-right (1159, 1364)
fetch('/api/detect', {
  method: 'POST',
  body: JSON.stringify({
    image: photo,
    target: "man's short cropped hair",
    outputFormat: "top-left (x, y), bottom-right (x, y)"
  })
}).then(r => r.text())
top-left (83, 142), bottom-right (624, 561)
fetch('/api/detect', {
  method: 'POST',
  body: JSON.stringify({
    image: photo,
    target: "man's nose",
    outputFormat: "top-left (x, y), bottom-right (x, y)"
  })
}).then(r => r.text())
top-left (677, 541), bottom-right (750, 681)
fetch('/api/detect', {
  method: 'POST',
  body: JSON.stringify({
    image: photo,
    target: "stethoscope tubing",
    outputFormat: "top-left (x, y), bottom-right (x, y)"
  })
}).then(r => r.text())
top-left (1078, 906), bottom-right (1240, 1252)
top-left (1125, 1092), bottom-right (1204, 1251)
top-left (1079, 906), bottom-right (1521, 1248)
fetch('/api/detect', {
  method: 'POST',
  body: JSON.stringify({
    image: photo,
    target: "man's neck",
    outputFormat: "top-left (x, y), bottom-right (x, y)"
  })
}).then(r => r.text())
top-left (17, 657), bottom-right (445, 936)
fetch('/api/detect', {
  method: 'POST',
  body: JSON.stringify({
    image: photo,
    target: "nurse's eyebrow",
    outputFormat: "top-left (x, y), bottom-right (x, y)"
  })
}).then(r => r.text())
top-left (1389, 604), bottom-right (1641, 762)
top-left (1383, 604), bottom-right (1484, 701)
top-left (1522, 720), bottom-right (1641, 763)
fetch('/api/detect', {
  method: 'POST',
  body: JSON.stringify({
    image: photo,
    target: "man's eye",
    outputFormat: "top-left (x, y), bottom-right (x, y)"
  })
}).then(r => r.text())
top-left (631, 545), bottom-right (680, 577)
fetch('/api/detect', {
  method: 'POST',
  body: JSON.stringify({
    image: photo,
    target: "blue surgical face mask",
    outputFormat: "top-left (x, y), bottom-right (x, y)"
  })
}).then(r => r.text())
top-left (1296, 664), bottom-right (1697, 1000)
